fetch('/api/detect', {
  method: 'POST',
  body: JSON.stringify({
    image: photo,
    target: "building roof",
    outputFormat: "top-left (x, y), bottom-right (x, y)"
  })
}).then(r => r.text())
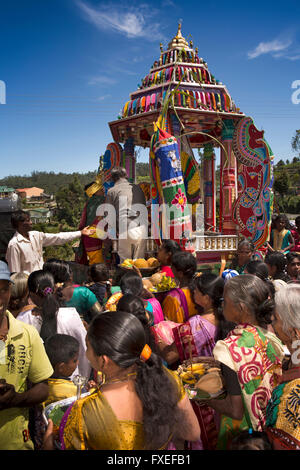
top-left (16, 187), bottom-right (44, 192)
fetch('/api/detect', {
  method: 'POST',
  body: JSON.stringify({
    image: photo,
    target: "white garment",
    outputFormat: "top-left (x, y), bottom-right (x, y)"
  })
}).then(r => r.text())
top-left (6, 230), bottom-right (82, 274)
top-left (17, 307), bottom-right (91, 380)
top-left (118, 225), bottom-right (147, 264)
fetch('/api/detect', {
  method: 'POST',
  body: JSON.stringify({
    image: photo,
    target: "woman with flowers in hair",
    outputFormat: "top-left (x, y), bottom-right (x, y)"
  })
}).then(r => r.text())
top-left (205, 275), bottom-right (285, 449)
top-left (18, 270), bottom-right (91, 379)
top-left (43, 311), bottom-right (200, 450)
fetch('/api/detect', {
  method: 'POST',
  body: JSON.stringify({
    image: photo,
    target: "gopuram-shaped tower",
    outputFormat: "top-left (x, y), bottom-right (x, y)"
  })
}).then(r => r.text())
top-left (110, 24), bottom-right (245, 235)
top-left (109, 25), bottom-right (274, 259)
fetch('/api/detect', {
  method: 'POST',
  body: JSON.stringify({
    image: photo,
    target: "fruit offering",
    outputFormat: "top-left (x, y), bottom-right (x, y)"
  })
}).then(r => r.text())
top-left (155, 275), bottom-right (177, 292)
top-left (121, 259), bottom-right (134, 268)
top-left (147, 257), bottom-right (160, 268)
top-left (177, 363), bottom-right (206, 385)
top-left (133, 258), bottom-right (149, 268)
top-left (177, 360), bottom-right (224, 400)
top-left (121, 258), bottom-right (160, 269)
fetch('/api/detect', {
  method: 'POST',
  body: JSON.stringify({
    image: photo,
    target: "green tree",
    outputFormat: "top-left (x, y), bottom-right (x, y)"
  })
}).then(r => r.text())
top-left (55, 176), bottom-right (86, 227)
top-left (292, 129), bottom-right (300, 157)
top-left (273, 172), bottom-right (290, 197)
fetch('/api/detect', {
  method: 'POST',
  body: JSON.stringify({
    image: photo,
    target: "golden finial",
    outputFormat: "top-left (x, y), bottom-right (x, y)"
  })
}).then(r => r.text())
top-left (168, 22), bottom-right (189, 50)
top-left (160, 42), bottom-right (163, 52)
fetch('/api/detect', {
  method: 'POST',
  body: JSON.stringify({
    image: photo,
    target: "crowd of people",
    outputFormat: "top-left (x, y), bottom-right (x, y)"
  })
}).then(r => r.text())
top-left (0, 199), bottom-right (300, 451)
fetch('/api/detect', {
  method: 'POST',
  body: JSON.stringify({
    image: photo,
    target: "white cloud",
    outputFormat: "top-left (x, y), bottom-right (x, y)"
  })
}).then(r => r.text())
top-left (287, 55), bottom-right (300, 61)
top-left (76, 1), bottom-right (165, 41)
top-left (88, 76), bottom-right (117, 85)
top-left (96, 94), bottom-right (111, 101)
top-left (248, 38), bottom-right (292, 59)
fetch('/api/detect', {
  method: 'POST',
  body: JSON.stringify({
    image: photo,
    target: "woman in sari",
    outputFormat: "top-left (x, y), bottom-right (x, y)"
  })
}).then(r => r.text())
top-left (158, 273), bottom-right (235, 450)
top-left (162, 251), bottom-right (198, 323)
top-left (43, 311), bottom-right (200, 450)
top-left (265, 284), bottom-right (300, 450)
top-left (206, 275), bottom-right (285, 449)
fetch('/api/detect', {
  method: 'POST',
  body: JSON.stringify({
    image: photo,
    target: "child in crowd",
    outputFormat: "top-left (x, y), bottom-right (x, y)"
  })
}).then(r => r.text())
top-left (43, 334), bottom-right (79, 406)
top-left (267, 214), bottom-right (294, 254)
top-left (286, 252), bottom-right (300, 281)
top-left (265, 252), bottom-right (290, 282)
top-left (87, 263), bottom-right (111, 306)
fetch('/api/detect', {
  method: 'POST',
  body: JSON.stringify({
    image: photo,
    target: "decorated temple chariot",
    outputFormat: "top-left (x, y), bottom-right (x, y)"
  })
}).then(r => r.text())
top-left (94, 24), bottom-right (274, 265)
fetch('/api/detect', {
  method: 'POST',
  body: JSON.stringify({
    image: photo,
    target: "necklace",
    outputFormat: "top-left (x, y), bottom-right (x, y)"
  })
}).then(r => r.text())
top-left (101, 372), bottom-right (137, 387)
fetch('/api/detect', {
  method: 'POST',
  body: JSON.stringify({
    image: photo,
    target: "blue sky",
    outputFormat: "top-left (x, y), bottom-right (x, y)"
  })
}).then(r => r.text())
top-left (0, 0), bottom-right (300, 177)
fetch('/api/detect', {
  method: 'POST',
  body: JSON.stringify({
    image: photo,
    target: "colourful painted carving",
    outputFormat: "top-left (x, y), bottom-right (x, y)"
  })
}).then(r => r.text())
top-left (101, 142), bottom-right (123, 194)
top-left (232, 117), bottom-right (274, 248)
top-left (150, 122), bottom-right (194, 252)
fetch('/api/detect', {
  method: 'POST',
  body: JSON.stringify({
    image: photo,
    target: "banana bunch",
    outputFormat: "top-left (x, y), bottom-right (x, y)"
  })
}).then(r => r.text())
top-left (121, 259), bottom-right (134, 268)
top-left (179, 363), bottom-right (206, 385)
top-left (155, 276), bottom-right (177, 292)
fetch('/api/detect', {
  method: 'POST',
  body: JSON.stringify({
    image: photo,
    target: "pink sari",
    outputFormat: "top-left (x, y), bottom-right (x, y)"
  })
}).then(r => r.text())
top-left (146, 297), bottom-right (164, 324)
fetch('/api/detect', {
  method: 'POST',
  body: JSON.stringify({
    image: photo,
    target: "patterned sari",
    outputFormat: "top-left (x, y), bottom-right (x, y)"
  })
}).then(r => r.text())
top-left (265, 367), bottom-right (300, 450)
top-left (213, 323), bottom-right (285, 448)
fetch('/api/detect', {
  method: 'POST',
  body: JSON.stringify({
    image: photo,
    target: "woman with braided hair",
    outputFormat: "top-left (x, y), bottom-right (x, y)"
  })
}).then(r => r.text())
top-left (43, 311), bottom-right (200, 450)
top-left (18, 270), bottom-right (91, 379)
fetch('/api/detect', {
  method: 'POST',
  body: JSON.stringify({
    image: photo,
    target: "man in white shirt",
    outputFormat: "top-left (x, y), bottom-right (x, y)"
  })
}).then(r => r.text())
top-left (6, 210), bottom-right (94, 274)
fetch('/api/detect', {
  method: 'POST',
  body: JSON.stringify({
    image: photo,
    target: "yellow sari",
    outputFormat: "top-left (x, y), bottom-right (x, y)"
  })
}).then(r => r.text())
top-left (162, 287), bottom-right (198, 323)
top-left (60, 369), bottom-right (185, 450)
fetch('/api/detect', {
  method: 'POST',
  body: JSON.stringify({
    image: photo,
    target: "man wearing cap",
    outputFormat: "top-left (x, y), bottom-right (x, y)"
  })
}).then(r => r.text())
top-left (0, 261), bottom-right (53, 450)
top-left (6, 210), bottom-right (95, 274)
